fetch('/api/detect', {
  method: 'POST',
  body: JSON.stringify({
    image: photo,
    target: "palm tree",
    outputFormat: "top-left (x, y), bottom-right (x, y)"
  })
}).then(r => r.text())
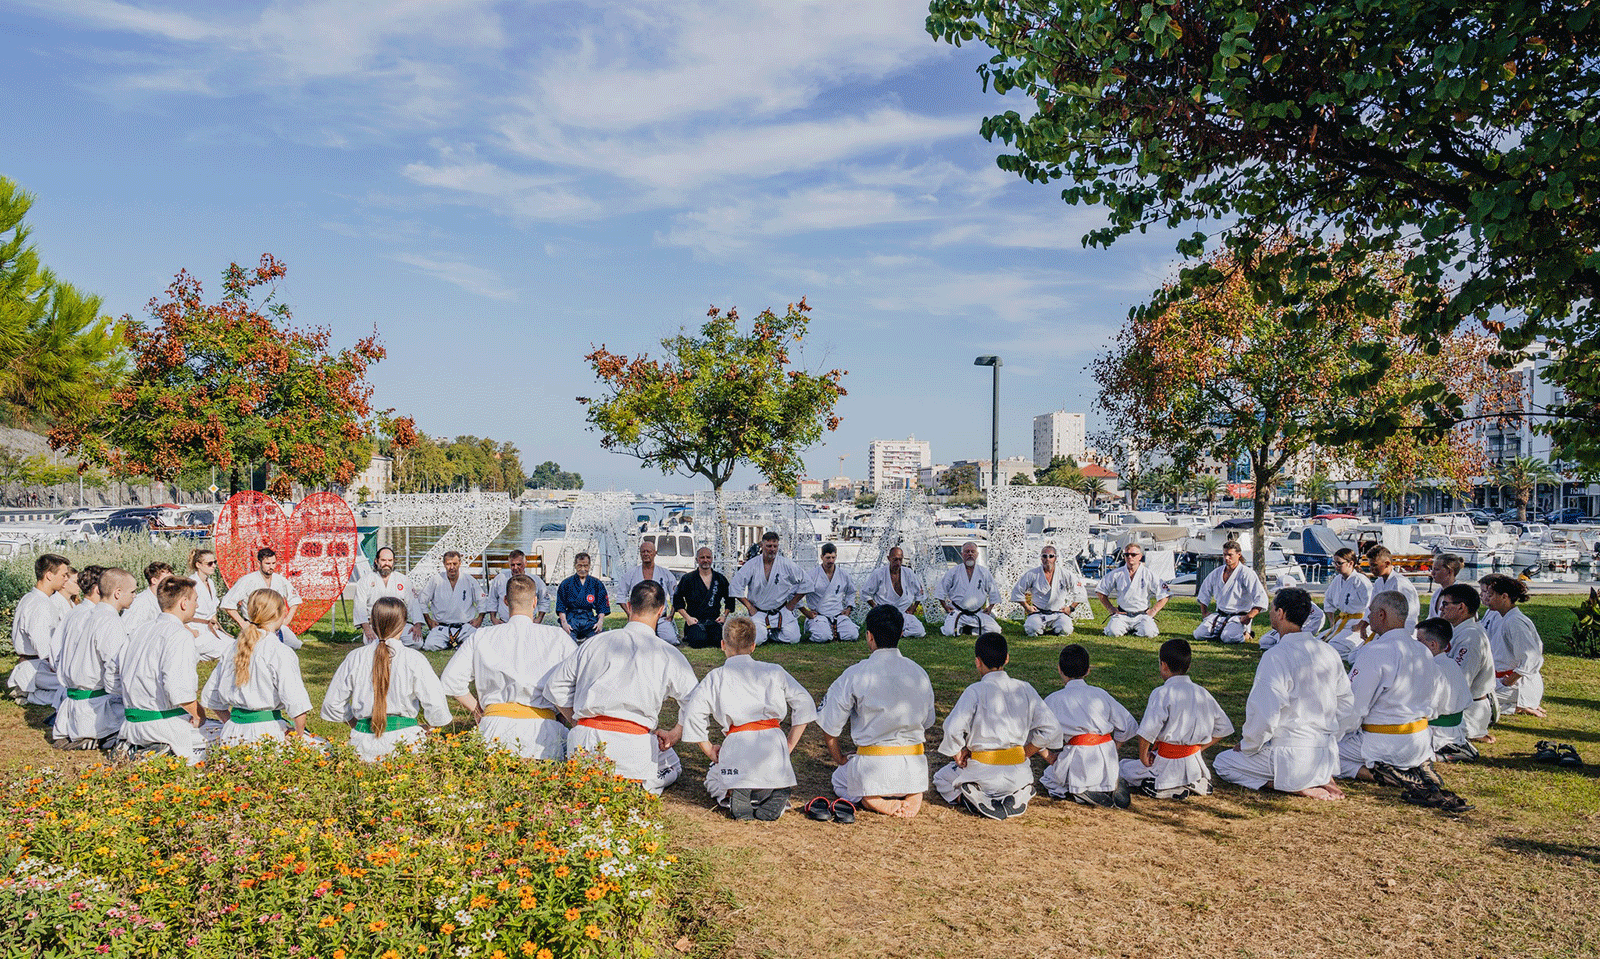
top-left (1082, 476), bottom-right (1108, 504)
top-left (1121, 469), bottom-right (1146, 508)
top-left (1494, 456), bottom-right (1560, 521)
top-left (1302, 471), bottom-right (1335, 511)
top-left (1190, 474), bottom-right (1223, 516)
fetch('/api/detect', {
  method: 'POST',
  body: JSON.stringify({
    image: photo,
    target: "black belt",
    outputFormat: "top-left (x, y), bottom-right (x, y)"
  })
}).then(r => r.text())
top-left (439, 622), bottom-right (466, 629)
top-left (1206, 610), bottom-right (1251, 640)
top-left (14, 654), bottom-right (37, 661)
top-left (1114, 607), bottom-right (1149, 616)
top-left (952, 604), bottom-right (985, 634)
top-left (1030, 608), bottom-right (1061, 616)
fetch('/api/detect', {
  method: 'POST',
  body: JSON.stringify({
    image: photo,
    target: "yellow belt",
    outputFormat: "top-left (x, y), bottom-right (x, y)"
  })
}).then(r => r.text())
top-left (968, 745), bottom-right (1027, 765)
top-left (484, 703), bottom-right (558, 720)
top-left (1362, 719), bottom-right (1428, 735)
top-left (857, 743), bottom-right (925, 757)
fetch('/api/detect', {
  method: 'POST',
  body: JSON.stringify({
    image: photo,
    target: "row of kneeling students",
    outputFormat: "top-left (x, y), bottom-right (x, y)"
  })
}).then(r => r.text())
top-left (18, 546), bottom-right (1542, 820)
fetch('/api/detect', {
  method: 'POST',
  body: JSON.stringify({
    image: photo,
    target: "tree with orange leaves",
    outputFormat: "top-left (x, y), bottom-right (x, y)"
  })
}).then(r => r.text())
top-left (580, 298), bottom-right (846, 564)
top-left (50, 255), bottom-right (387, 497)
top-left (1094, 240), bottom-right (1515, 575)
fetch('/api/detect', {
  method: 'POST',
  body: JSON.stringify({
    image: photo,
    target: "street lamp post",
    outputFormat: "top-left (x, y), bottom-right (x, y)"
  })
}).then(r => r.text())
top-left (973, 355), bottom-right (1002, 490)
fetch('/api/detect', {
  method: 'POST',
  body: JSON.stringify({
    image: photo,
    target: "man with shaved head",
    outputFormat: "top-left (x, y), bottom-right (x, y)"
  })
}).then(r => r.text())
top-left (937, 542), bottom-right (1000, 636)
top-left (859, 546), bottom-right (928, 638)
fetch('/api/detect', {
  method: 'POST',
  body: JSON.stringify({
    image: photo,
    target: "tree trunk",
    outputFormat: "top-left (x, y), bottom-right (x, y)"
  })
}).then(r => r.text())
top-left (714, 482), bottom-right (729, 573)
top-left (1251, 460), bottom-right (1270, 580)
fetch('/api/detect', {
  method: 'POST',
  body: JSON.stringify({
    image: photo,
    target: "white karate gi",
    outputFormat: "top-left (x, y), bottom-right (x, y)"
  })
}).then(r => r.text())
top-left (1096, 565), bottom-right (1169, 638)
top-left (1214, 632), bottom-right (1354, 792)
top-left (221, 571), bottom-right (303, 618)
top-left (200, 636), bottom-right (314, 747)
top-left (541, 621), bottom-right (697, 794)
top-left (1321, 572), bottom-right (1372, 652)
top-left (858, 565), bottom-right (928, 638)
top-left (123, 588), bottom-right (161, 630)
top-left (186, 577), bottom-right (230, 662)
top-left (933, 670), bottom-right (1060, 812)
top-left (1039, 680), bottom-right (1139, 797)
top-left (321, 637), bottom-right (452, 762)
top-left (1368, 569), bottom-right (1420, 630)
top-left (45, 600), bottom-right (97, 734)
top-left (731, 555), bottom-right (808, 645)
top-left (681, 655), bottom-right (818, 805)
top-left (819, 647), bottom-right (936, 802)
top-left (1487, 606), bottom-right (1544, 713)
top-left (53, 603), bottom-right (129, 742)
top-left (1119, 676), bottom-right (1234, 794)
top-left (113, 613), bottom-right (210, 763)
top-left (1428, 651), bottom-right (1473, 755)
top-left (420, 572), bottom-right (485, 652)
top-left (1336, 627), bottom-right (1437, 777)
top-left (801, 565), bottom-right (859, 642)
top-left (937, 564), bottom-right (1001, 636)
top-left (440, 615), bottom-right (575, 760)
top-left (1448, 618), bottom-right (1495, 738)
top-left (615, 564), bottom-right (681, 644)
top-left (352, 571), bottom-right (423, 645)
top-left (488, 568), bottom-right (551, 623)
top-left (1193, 565), bottom-right (1270, 644)
top-left (1011, 564), bottom-right (1086, 636)
top-left (7, 588), bottom-right (65, 706)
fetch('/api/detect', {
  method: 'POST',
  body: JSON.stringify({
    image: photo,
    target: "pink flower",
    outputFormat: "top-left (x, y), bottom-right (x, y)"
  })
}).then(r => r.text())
top-left (94, 947), bottom-right (109, 954)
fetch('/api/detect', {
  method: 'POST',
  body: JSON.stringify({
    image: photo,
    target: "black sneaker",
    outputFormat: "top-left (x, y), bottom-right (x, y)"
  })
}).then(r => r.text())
top-left (727, 790), bottom-right (756, 821)
top-left (753, 788), bottom-right (791, 822)
top-left (1136, 779), bottom-right (1160, 799)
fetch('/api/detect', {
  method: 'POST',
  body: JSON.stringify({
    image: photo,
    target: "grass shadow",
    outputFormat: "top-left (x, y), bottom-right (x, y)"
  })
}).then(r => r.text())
top-left (1491, 836), bottom-right (1600, 867)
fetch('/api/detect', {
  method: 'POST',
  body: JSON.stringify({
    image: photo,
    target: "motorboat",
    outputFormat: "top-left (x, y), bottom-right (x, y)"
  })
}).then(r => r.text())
top-left (1514, 524), bottom-right (1582, 568)
top-left (1432, 534), bottom-right (1498, 567)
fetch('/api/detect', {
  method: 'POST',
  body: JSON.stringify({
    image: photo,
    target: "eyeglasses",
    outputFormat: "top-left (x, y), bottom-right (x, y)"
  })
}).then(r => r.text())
top-left (1041, 553), bottom-right (1056, 559)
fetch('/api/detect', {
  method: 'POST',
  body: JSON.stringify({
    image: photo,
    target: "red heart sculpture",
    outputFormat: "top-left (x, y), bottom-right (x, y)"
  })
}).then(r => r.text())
top-left (214, 491), bottom-right (358, 635)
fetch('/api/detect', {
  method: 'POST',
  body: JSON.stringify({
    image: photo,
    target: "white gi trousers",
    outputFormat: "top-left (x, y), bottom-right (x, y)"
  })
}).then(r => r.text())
top-left (804, 614), bottom-right (859, 643)
top-left (1462, 696), bottom-right (1494, 740)
top-left (1120, 751), bottom-right (1214, 794)
top-left (54, 695), bottom-right (123, 741)
top-left (933, 756), bottom-right (1035, 809)
top-left (900, 613), bottom-right (927, 638)
top-left (422, 623), bottom-right (476, 652)
top-left (831, 752), bottom-right (929, 802)
top-left (218, 717), bottom-right (294, 748)
top-left (1040, 740), bottom-right (1121, 796)
top-left (567, 725), bottom-right (682, 795)
top-left (751, 608), bottom-right (801, 645)
top-left (8, 659), bottom-right (62, 707)
top-left (1194, 612), bottom-right (1253, 644)
top-left (1024, 612), bottom-right (1074, 636)
top-left (941, 609), bottom-right (1000, 637)
top-left (1495, 674), bottom-right (1544, 713)
top-left (1213, 736), bottom-right (1339, 793)
top-left (1104, 612), bottom-right (1159, 638)
top-left (121, 715), bottom-right (215, 764)
top-left (478, 715), bottom-right (566, 761)
top-left (350, 725), bottom-right (428, 763)
top-left (703, 725), bottom-right (798, 804)
top-left (1337, 728), bottom-right (1432, 778)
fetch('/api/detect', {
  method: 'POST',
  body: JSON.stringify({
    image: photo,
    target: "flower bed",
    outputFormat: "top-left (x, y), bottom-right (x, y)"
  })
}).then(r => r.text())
top-left (0, 735), bottom-right (682, 958)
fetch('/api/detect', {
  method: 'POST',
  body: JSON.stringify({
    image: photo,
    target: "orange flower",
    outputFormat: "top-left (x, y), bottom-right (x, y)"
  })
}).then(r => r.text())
top-left (585, 925), bottom-right (601, 940)
top-left (496, 879), bottom-right (510, 892)
top-left (342, 902), bottom-right (356, 914)
top-left (537, 949), bottom-right (553, 959)
top-left (470, 893), bottom-right (492, 909)
top-left (368, 920), bottom-right (388, 932)
top-left (440, 923), bottom-right (456, 936)
top-left (317, 916), bottom-right (338, 928)
top-left (382, 951), bottom-right (400, 959)
top-left (333, 951), bottom-right (346, 959)
top-left (521, 944), bottom-right (537, 957)
top-left (585, 887), bottom-right (604, 901)
top-left (553, 866), bottom-right (570, 879)
top-left (516, 867), bottom-right (531, 879)
top-left (564, 908), bottom-right (581, 922)
top-left (519, 897), bottom-right (537, 910)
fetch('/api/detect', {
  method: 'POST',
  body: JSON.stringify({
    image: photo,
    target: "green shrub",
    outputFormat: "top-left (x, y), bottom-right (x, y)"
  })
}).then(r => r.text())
top-left (0, 735), bottom-right (682, 958)
top-left (1561, 587), bottom-right (1600, 659)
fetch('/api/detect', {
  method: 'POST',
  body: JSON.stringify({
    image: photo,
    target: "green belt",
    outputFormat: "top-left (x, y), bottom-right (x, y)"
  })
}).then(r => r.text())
top-left (1429, 711), bottom-right (1464, 728)
top-left (231, 708), bottom-right (285, 724)
top-left (66, 688), bottom-right (108, 701)
top-left (125, 707), bottom-right (187, 723)
top-left (353, 715), bottom-right (420, 734)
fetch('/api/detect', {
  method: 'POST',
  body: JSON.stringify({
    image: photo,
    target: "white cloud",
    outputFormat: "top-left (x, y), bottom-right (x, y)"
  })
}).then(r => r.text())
top-left (12, 0), bottom-right (221, 42)
top-left (392, 253), bottom-right (517, 301)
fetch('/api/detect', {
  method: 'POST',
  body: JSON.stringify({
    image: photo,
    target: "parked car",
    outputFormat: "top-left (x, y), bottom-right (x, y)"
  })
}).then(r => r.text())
top-left (1543, 507), bottom-right (1590, 524)
top-left (105, 507), bottom-right (166, 533)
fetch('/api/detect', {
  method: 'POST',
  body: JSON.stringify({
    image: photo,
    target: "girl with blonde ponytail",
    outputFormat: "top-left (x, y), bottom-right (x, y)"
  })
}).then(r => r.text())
top-left (199, 588), bottom-right (314, 746)
top-left (322, 596), bottom-right (452, 761)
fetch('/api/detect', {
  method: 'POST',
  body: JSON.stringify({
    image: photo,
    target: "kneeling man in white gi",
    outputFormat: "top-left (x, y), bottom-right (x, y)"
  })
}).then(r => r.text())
top-left (820, 605), bottom-right (937, 818)
top-left (1336, 591), bottom-right (1438, 786)
top-left (543, 580), bottom-right (697, 794)
top-left (938, 542), bottom-right (1000, 636)
top-left (1011, 546), bottom-right (1085, 636)
top-left (1215, 588), bottom-right (1353, 800)
top-left (1096, 546), bottom-right (1170, 638)
top-left (110, 577), bottom-right (216, 764)
top-left (858, 547), bottom-right (928, 638)
top-left (800, 543), bottom-right (858, 642)
top-left (1193, 542), bottom-right (1268, 644)
top-left (442, 573), bottom-right (575, 760)
top-left (732, 532), bottom-right (808, 644)
top-left (933, 632), bottom-right (1061, 819)
top-left (681, 616), bottom-right (817, 821)
top-left (421, 550), bottom-right (485, 651)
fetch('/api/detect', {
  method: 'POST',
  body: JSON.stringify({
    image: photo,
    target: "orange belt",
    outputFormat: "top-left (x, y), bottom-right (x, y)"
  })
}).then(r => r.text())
top-left (1067, 733), bottom-right (1114, 746)
top-left (1155, 741), bottom-right (1204, 759)
top-left (1495, 669), bottom-right (1518, 679)
top-left (726, 717), bottom-right (781, 735)
top-left (577, 715), bottom-right (651, 735)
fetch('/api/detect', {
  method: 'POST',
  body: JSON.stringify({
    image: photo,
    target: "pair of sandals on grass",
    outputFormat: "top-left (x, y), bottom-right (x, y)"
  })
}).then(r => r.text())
top-left (802, 796), bottom-right (857, 823)
top-left (1532, 741), bottom-right (1585, 768)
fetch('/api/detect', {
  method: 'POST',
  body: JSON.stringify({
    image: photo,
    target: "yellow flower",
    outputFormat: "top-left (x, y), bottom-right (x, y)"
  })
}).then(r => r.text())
top-left (520, 944), bottom-right (537, 957)
top-left (317, 916), bottom-right (338, 928)
top-left (564, 908), bottom-right (581, 922)
top-left (440, 923), bottom-right (456, 936)
top-left (383, 951), bottom-right (401, 959)
top-left (537, 950), bottom-right (553, 959)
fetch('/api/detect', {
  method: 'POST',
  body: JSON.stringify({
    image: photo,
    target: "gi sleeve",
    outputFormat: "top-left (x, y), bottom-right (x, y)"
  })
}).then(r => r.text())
top-left (161, 634), bottom-right (200, 705)
top-left (679, 674), bottom-right (716, 743)
top-left (1208, 690), bottom-right (1236, 739)
top-left (1134, 687), bottom-right (1169, 744)
top-left (1009, 569), bottom-right (1034, 604)
top-left (410, 651), bottom-right (454, 727)
top-left (781, 666), bottom-right (818, 725)
top-left (1238, 654), bottom-right (1286, 754)
top-left (320, 652), bottom-right (358, 724)
top-left (276, 648), bottom-right (314, 719)
top-left (439, 635), bottom-right (477, 698)
top-left (540, 648), bottom-right (582, 709)
top-left (1108, 694), bottom-right (1139, 743)
top-left (817, 668), bottom-right (855, 738)
top-left (199, 658), bottom-right (228, 712)
top-left (842, 571), bottom-right (857, 611)
top-left (936, 684), bottom-right (977, 757)
top-left (1026, 688), bottom-right (1064, 750)
top-left (664, 648), bottom-right (699, 708)
top-left (352, 577), bottom-right (373, 627)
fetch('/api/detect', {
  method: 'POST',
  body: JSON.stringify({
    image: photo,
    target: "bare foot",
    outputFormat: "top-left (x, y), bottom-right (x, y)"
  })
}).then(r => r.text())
top-left (1472, 734), bottom-right (1496, 744)
top-left (1291, 785), bottom-right (1342, 801)
top-left (1354, 767), bottom-right (1375, 783)
top-left (1516, 706), bottom-right (1547, 718)
top-left (897, 793), bottom-right (923, 818)
top-left (1321, 781), bottom-right (1346, 800)
top-left (860, 796), bottom-right (903, 817)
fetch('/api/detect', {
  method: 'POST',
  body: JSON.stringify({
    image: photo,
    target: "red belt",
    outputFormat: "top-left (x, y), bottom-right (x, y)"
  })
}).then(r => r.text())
top-left (1067, 733), bottom-right (1113, 746)
top-left (1155, 741), bottom-right (1204, 759)
top-left (727, 717), bottom-right (781, 735)
top-left (577, 715), bottom-right (651, 735)
top-left (1495, 669), bottom-right (1518, 679)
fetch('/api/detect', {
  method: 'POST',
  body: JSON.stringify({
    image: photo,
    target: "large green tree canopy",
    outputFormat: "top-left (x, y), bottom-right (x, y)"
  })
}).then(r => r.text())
top-left (927, 0), bottom-right (1600, 464)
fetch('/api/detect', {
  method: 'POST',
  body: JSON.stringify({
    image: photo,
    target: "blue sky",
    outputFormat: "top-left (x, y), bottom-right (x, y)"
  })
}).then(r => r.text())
top-left (0, 0), bottom-right (1184, 492)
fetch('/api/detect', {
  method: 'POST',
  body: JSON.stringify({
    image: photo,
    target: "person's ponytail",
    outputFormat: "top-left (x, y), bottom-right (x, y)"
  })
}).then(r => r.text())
top-left (368, 596), bottom-right (407, 734)
top-left (234, 588), bottom-right (287, 687)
